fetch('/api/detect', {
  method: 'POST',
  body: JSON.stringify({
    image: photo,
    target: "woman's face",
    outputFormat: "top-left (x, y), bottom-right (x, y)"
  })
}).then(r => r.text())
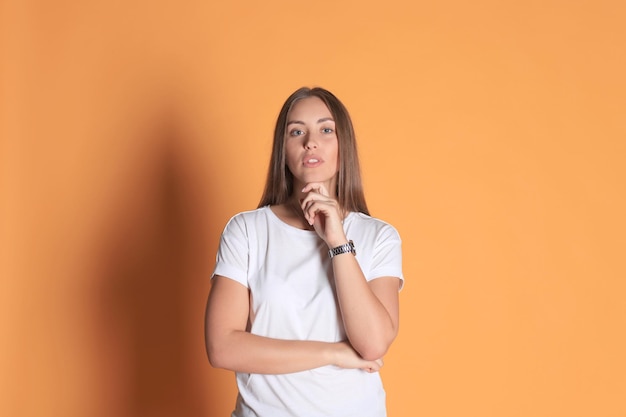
top-left (284, 96), bottom-right (339, 194)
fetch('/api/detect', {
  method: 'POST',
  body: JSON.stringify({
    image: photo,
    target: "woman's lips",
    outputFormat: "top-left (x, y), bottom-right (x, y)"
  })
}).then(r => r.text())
top-left (302, 155), bottom-right (323, 167)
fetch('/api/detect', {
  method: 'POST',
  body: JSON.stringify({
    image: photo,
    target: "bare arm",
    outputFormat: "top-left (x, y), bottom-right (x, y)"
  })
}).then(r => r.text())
top-left (205, 275), bottom-right (384, 374)
top-left (332, 261), bottom-right (400, 360)
top-left (300, 183), bottom-right (401, 361)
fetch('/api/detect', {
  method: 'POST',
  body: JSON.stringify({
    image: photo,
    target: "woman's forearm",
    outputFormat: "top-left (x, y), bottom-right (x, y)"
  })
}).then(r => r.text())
top-left (331, 254), bottom-right (399, 361)
top-left (207, 332), bottom-right (382, 374)
top-left (205, 276), bottom-right (382, 374)
top-left (208, 331), bottom-right (336, 374)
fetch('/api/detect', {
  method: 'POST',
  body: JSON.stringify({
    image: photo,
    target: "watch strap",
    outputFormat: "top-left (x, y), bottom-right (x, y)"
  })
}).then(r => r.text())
top-left (328, 240), bottom-right (356, 258)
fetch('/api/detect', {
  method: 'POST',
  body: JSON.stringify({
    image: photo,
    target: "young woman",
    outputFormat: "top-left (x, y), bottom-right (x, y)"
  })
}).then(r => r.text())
top-left (205, 87), bottom-right (403, 417)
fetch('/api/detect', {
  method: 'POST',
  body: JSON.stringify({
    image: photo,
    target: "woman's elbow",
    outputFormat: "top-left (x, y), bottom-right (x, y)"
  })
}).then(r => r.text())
top-left (208, 356), bottom-right (226, 370)
top-left (354, 332), bottom-right (397, 361)
top-left (205, 335), bottom-right (232, 370)
top-left (207, 344), bottom-right (230, 369)
top-left (359, 344), bottom-right (390, 362)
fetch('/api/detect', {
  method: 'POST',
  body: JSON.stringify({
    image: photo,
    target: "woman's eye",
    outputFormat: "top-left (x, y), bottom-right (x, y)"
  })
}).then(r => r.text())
top-left (290, 129), bottom-right (305, 136)
top-left (322, 128), bottom-right (334, 134)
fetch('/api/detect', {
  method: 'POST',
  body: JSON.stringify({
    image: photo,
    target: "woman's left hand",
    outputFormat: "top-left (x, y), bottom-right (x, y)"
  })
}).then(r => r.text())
top-left (300, 182), bottom-right (347, 248)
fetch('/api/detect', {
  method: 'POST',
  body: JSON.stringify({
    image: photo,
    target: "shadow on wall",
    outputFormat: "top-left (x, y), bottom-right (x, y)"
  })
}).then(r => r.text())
top-left (91, 109), bottom-right (226, 417)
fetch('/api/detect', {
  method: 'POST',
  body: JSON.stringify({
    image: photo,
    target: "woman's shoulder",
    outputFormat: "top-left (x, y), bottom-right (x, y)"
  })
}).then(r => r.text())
top-left (230, 206), bottom-right (269, 219)
top-left (346, 212), bottom-right (401, 239)
top-left (347, 211), bottom-right (398, 228)
top-left (222, 206), bottom-right (270, 229)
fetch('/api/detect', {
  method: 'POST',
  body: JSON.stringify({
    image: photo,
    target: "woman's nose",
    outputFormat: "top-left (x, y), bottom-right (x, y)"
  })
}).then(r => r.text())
top-left (304, 135), bottom-right (318, 149)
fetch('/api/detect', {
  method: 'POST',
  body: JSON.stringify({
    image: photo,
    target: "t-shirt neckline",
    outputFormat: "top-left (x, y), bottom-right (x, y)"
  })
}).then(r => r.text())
top-left (264, 205), bottom-right (354, 237)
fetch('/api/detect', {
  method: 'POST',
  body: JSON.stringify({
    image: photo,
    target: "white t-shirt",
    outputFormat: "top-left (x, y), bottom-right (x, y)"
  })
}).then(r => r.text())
top-left (213, 206), bottom-right (403, 417)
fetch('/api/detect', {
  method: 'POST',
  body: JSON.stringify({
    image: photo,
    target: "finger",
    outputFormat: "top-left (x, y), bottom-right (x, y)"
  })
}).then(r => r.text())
top-left (301, 198), bottom-right (321, 217)
top-left (364, 362), bottom-right (380, 373)
top-left (373, 359), bottom-right (384, 371)
top-left (301, 199), bottom-right (322, 225)
top-left (302, 182), bottom-right (329, 197)
top-left (302, 200), bottom-right (334, 226)
top-left (300, 195), bottom-right (336, 213)
top-left (304, 203), bottom-right (317, 225)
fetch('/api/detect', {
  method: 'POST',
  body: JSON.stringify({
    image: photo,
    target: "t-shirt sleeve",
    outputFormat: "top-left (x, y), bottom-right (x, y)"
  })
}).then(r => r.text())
top-left (368, 223), bottom-right (404, 290)
top-left (212, 214), bottom-right (249, 288)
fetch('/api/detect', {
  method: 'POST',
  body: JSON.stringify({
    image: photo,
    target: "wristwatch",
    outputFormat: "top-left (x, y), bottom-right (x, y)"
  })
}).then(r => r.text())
top-left (328, 240), bottom-right (356, 258)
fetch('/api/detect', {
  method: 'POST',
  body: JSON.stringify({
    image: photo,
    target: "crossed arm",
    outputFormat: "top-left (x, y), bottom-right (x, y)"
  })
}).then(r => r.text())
top-left (204, 273), bottom-right (399, 375)
top-left (205, 182), bottom-right (401, 375)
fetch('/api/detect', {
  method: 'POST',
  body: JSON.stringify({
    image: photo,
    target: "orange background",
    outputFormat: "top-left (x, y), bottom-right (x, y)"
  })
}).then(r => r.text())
top-left (1, 1), bottom-right (625, 416)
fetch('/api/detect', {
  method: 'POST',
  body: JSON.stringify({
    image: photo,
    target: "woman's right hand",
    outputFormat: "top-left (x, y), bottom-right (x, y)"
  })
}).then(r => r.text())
top-left (332, 341), bottom-right (384, 373)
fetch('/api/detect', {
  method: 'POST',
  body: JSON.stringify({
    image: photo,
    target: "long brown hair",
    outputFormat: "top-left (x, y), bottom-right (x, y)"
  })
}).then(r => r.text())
top-left (258, 87), bottom-right (369, 215)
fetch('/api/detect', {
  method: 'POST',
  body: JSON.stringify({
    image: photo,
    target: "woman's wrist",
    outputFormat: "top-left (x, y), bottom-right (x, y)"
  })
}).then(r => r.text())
top-left (326, 234), bottom-right (349, 248)
top-left (328, 240), bottom-right (356, 259)
top-left (326, 342), bottom-right (347, 367)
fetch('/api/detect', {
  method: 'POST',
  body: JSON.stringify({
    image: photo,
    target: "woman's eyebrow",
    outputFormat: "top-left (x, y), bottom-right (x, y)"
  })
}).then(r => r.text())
top-left (286, 117), bottom-right (334, 126)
